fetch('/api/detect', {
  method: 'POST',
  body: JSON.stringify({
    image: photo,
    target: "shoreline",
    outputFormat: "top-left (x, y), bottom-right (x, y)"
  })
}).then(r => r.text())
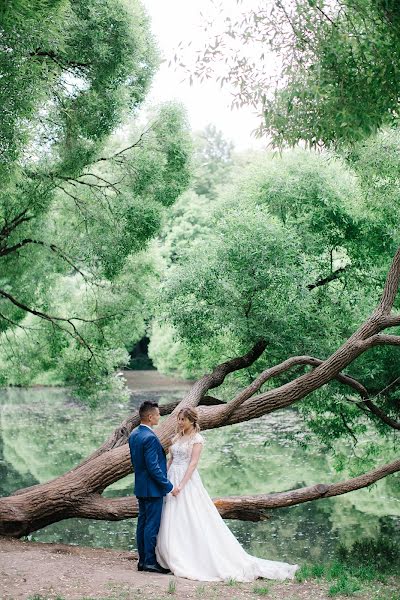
top-left (1, 537), bottom-right (398, 600)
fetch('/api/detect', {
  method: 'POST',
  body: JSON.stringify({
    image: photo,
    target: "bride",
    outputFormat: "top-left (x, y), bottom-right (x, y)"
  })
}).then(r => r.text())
top-left (156, 407), bottom-right (299, 582)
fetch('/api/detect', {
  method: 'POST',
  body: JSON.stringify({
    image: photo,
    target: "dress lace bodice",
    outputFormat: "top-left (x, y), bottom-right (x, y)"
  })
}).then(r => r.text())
top-left (157, 430), bottom-right (298, 582)
top-left (170, 433), bottom-right (205, 466)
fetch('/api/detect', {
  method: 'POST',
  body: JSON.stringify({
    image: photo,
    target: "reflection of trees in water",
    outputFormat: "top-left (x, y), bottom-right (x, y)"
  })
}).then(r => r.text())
top-left (29, 504), bottom-right (400, 564)
top-left (0, 388), bottom-right (184, 487)
top-left (1, 388), bottom-right (399, 554)
top-left (32, 517), bottom-right (137, 550)
top-left (228, 504), bottom-right (400, 564)
top-left (227, 501), bottom-right (337, 563)
top-left (0, 436), bottom-right (38, 498)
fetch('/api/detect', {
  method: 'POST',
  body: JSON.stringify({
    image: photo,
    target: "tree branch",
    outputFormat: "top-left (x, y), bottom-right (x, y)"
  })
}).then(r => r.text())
top-left (0, 239), bottom-right (89, 280)
top-left (212, 457), bottom-right (400, 518)
top-left (0, 289), bottom-right (98, 358)
top-left (376, 246), bottom-right (400, 314)
top-left (92, 125), bottom-right (155, 164)
top-left (155, 339), bottom-right (268, 447)
top-left (381, 314), bottom-right (400, 328)
top-left (363, 334), bottom-right (400, 348)
top-left (307, 267), bottom-right (348, 290)
top-left (29, 48), bottom-right (89, 70)
top-left (0, 209), bottom-right (32, 241)
top-left (68, 457), bottom-right (400, 523)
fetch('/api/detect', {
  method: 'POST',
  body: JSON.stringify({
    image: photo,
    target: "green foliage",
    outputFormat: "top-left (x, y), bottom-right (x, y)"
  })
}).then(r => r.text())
top-left (0, 0), bottom-right (157, 167)
top-left (150, 140), bottom-right (400, 454)
top-left (151, 148), bottom-right (368, 377)
top-left (296, 534), bottom-right (399, 596)
top-left (336, 533), bottom-right (400, 576)
top-left (166, 579), bottom-right (176, 594)
top-left (0, 1), bottom-right (192, 401)
top-left (187, 1), bottom-right (400, 148)
top-left (192, 124), bottom-right (234, 200)
top-left (328, 575), bottom-right (361, 596)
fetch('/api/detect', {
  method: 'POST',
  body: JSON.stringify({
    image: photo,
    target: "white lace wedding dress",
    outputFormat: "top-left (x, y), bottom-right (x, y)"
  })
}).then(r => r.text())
top-left (156, 433), bottom-right (299, 582)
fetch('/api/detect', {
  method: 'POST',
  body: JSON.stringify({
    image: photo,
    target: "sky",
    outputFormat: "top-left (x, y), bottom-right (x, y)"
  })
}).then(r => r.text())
top-left (142, 0), bottom-right (267, 151)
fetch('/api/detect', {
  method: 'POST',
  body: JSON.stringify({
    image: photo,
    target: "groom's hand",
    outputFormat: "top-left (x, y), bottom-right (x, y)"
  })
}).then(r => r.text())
top-left (171, 485), bottom-right (182, 497)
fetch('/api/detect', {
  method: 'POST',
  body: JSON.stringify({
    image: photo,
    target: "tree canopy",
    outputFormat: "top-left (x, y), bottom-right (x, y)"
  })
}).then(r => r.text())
top-left (183, 0), bottom-right (400, 147)
top-left (0, 0), bottom-right (192, 401)
top-left (150, 135), bottom-right (400, 461)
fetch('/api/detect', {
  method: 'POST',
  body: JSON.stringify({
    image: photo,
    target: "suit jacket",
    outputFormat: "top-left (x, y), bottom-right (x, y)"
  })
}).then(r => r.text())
top-left (128, 424), bottom-right (173, 498)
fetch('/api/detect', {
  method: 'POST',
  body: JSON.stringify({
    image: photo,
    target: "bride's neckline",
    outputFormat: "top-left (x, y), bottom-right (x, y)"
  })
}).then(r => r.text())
top-left (175, 431), bottom-right (196, 443)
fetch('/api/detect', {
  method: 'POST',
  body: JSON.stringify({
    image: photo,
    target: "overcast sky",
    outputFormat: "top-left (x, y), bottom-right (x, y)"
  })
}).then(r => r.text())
top-left (142, 0), bottom-right (266, 150)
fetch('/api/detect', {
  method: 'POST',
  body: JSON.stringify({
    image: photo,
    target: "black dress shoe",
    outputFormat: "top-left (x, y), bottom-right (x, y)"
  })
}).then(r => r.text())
top-left (137, 562), bottom-right (144, 571)
top-left (143, 562), bottom-right (171, 574)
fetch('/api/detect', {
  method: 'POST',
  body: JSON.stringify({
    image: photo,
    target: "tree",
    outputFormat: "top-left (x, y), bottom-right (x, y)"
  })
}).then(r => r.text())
top-left (0, 0), bottom-right (192, 400)
top-left (1, 0), bottom-right (399, 540)
top-left (182, 0), bottom-right (400, 147)
top-left (0, 246), bottom-right (399, 535)
top-left (2, 143), bottom-right (400, 533)
top-left (156, 125), bottom-right (234, 269)
top-left (192, 124), bottom-right (234, 200)
top-left (149, 146), bottom-right (400, 450)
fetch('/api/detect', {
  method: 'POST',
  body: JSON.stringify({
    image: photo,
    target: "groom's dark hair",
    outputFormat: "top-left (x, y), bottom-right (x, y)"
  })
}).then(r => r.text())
top-left (139, 400), bottom-right (159, 420)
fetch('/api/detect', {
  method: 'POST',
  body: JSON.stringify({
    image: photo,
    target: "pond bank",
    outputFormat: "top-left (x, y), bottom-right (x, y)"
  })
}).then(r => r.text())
top-left (0, 536), bottom-right (375, 600)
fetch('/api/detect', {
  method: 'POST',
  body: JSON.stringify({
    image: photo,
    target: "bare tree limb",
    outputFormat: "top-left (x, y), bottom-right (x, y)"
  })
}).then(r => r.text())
top-left (363, 334), bottom-right (400, 348)
top-left (0, 209), bottom-right (32, 241)
top-left (0, 289), bottom-right (98, 358)
top-left (92, 124), bottom-right (155, 164)
top-left (9, 458), bottom-right (400, 530)
top-left (381, 314), bottom-right (400, 328)
top-left (376, 246), bottom-right (400, 314)
top-left (362, 399), bottom-right (400, 430)
top-left (307, 267), bottom-right (348, 290)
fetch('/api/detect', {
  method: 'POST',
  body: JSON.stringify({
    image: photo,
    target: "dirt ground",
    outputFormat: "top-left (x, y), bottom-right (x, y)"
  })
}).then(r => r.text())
top-left (2, 537), bottom-right (398, 600)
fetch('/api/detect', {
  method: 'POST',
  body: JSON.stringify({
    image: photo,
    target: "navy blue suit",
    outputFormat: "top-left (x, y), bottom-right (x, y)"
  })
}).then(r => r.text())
top-left (128, 424), bottom-right (173, 566)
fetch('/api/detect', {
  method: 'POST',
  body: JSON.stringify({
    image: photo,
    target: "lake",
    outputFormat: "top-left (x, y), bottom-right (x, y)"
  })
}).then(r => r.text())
top-left (0, 373), bottom-right (399, 566)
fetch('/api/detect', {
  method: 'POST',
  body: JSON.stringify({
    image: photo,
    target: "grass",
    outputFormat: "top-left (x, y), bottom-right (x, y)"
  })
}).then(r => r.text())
top-left (328, 575), bottom-right (361, 597)
top-left (166, 578), bottom-right (176, 594)
top-left (196, 584), bottom-right (206, 596)
top-left (295, 533), bottom-right (400, 597)
top-left (27, 597), bottom-right (66, 600)
top-left (252, 584), bottom-right (270, 595)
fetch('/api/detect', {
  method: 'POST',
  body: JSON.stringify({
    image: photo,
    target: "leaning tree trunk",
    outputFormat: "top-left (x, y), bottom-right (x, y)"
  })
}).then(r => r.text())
top-left (1, 248), bottom-right (400, 538)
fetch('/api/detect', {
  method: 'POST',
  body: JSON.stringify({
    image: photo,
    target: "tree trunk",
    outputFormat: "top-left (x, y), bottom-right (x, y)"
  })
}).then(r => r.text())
top-left (1, 248), bottom-right (400, 538)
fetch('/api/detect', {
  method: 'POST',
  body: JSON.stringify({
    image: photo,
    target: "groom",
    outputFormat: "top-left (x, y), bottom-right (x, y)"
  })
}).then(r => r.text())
top-left (128, 400), bottom-right (174, 574)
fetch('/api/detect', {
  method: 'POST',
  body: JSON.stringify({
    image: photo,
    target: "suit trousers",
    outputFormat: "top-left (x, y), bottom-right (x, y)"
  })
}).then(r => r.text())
top-left (137, 496), bottom-right (164, 565)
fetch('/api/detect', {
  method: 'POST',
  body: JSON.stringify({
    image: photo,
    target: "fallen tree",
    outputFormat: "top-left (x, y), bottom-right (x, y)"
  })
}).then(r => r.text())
top-left (1, 248), bottom-right (400, 538)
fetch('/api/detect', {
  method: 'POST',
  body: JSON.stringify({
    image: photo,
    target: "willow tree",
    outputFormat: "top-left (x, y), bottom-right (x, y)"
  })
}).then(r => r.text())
top-left (150, 142), bottom-right (399, 464)
top-left (1, 237), bottom-right (399, 535)
top-left (0, 0), bottom-right (191, 400)
top-left (180, 0), bottom-right (400, 148)
top-left (1, 0), bottom-right (399, 539)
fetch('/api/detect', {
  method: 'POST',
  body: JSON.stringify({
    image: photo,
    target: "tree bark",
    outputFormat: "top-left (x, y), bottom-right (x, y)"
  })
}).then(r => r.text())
top-left (1, 249), bottom-right (400, 538)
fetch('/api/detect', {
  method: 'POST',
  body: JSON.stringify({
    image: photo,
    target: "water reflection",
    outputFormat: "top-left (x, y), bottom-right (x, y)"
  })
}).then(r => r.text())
top-left (0, 386), bottom-right (399, 563)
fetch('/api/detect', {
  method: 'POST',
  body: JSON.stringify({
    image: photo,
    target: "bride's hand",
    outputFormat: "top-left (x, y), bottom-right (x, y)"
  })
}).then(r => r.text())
top-left (171, 485), bottom-right (182, 497)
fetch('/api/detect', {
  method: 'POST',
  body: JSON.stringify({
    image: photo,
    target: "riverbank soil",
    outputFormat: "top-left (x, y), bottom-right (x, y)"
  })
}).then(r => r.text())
top-left (1, 538), bottom-right (398, 600)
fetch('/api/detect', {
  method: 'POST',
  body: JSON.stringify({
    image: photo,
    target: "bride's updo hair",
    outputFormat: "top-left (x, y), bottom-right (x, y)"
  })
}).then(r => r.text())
top-left (174, 407), bottom-right (200, 441)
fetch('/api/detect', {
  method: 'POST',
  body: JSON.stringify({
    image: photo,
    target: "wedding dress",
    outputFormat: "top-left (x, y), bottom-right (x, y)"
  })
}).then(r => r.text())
top-left (155, 433), bottom-right (299, 582)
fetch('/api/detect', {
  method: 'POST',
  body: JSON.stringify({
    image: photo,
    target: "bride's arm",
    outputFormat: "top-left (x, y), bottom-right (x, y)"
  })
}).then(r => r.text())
top-left (171, 443), bottom-right (202, 496)
top-left (166, 437), bottom-right (175, 470)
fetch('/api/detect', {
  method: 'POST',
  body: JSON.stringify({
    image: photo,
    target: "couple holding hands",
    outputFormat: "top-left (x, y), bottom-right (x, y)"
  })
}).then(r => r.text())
top-left (128, 400), bottom-right (298, 582)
